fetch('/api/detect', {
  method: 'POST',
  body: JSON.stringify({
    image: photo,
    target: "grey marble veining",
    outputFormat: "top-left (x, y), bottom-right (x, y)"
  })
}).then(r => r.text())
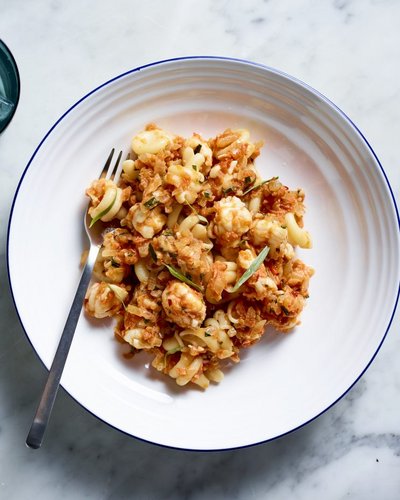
top-left (1, 0), bottom-right (400, 498)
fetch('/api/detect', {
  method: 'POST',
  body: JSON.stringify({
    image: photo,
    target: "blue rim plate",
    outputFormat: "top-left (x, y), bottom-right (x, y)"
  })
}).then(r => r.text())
top-left (7, 56), bottom-right (400, 451)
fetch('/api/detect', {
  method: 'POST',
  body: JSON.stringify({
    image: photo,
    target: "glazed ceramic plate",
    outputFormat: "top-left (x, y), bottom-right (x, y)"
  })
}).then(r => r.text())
top-left (7, 57), bottom-right (400, 450)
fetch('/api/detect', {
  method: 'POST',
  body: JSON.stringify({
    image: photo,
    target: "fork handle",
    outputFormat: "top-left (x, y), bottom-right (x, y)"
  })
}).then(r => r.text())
top-left (26, 246), bottom-right (99, 449)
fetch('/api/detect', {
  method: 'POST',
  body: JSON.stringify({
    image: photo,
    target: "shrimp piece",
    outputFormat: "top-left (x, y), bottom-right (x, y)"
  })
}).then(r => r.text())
top-left (162, 280), bottom-right (206, 328)
top-left (213, 196), bottom-right (252, 247)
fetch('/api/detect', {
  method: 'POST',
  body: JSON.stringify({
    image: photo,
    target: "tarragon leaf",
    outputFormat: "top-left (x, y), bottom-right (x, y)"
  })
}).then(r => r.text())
top-left (222, 187), bottom-right (235, 195)
top-left (281, 305), bottom-right (290, 316)
top-left (143, 197), bottom-right (159, 209)
top-left (229, 245), bottom-right (270, 293)
top-left (148, 243), bottom-right (157, 262)
top-left (185, 200), bottom-right (208, 225)
top-left (164, 264), bottom-right (203, 292)
top-left (242, 176), bottom-right (279, 196)
top-left (143, 196), bottom-right (160, 208)
top-left (89, 189), bottom-right (117, 228)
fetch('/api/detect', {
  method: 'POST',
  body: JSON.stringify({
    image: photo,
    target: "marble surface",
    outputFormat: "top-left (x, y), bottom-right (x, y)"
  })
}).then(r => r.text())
top-left (1, 0), bottom-right (400, 498)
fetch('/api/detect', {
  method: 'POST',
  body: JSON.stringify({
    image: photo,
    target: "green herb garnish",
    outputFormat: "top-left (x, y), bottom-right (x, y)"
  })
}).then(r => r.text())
top-left (144, 197), bottom-right (159, 209)
top-left (281, 305), bottom-right (290, 316)
top-left (244, 176), bottom-right (253, 185)
top-left (204, 331), bottom-right (211, 337)
top-left (164, 264), bottom-right (203, 292)
top-left (192, 165), bottom-right (198, 171)
top-left (229, 245), bottom-right (270, 293)
top-left (111, 258), bottom-right (120, 268)
top-left (194, 144), bottom-right (202, 154)
top-left (242, 180), bottom-right (267, 196)
top-left (222, 187), bottom-right (235, 195)
top-left (242, 176), bottom-right (279, 196)
top-left (149, 243), bottom-right (157, 262)
top-left (203, 191), bottom-right (211, 199)
top-left (185, 200), bottom-right (208, 225)
top-left (114, 230), bottom-right (130, 239)
top-left (89, 190), bottom-right (117, 228)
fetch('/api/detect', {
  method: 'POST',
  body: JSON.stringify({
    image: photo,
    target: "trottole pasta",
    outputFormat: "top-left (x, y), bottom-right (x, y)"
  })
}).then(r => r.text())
top-left (84, 124), bottom-right (314, 389)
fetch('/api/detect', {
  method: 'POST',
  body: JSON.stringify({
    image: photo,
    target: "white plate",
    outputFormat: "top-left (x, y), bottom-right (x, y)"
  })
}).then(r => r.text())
top-left (7, 57), bottom-right (400, 450)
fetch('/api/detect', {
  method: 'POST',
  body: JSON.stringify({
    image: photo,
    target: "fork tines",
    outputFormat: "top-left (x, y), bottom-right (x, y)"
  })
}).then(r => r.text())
top-left (101, 148), bottom-right (123, 184)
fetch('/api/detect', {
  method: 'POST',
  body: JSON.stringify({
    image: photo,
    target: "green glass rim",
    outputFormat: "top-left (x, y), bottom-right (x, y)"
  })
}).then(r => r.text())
top-left (0, 39), bottom-right (21, 134)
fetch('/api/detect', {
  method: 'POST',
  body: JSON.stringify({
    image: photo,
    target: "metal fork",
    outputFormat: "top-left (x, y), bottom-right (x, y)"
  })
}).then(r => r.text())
top-left (26, 148), bottom-right (123, 449)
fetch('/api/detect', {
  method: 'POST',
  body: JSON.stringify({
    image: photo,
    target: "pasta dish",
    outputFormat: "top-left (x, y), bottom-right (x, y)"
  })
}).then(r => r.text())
top-left (84, 125), bottom-right (314, 389)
